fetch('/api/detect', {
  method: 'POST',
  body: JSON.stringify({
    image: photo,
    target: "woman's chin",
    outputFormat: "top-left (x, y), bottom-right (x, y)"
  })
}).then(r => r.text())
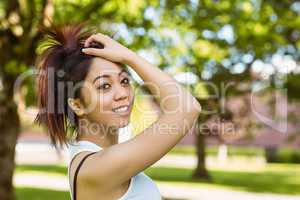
top-left (118, 119), bottom-right (130, 128)
top-left (109, 117), bottom-right (130, 129)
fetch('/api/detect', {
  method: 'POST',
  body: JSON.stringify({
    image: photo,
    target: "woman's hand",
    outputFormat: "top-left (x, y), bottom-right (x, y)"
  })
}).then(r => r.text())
top-left (82, 33), bottom-right (135, 64)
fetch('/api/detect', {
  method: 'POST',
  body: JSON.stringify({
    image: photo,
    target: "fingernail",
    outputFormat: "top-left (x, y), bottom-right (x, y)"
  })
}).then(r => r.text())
top-left (81, 48), bottom-right (86, 52)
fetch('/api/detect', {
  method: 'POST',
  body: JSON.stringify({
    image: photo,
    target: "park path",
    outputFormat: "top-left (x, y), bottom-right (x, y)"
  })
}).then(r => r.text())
top-left (14, 141), bottom-right (300, 200)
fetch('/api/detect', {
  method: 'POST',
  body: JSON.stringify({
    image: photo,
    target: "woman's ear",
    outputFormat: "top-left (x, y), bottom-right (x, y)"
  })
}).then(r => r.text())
top-left (67, 98), bottom-right (86, 117)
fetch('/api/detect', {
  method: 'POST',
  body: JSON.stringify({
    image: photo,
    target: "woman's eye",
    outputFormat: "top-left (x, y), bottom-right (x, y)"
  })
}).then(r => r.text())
top-left (122, 78), bottom-right (130, 85)
top-left (98, 83), bottom-right (110, 90)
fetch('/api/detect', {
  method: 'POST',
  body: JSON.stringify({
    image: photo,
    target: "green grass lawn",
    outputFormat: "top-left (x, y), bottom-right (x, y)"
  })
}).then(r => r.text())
top-left (16, 187), bottom-right (69, 200)
top-left (15, 162), bottom-right (300, 197)
top-left (146, 164), bottom-right (300, 195)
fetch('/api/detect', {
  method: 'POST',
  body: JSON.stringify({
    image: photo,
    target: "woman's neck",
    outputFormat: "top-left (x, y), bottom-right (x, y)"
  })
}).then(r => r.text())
top-left (76, 118), bottom-right (119, 148)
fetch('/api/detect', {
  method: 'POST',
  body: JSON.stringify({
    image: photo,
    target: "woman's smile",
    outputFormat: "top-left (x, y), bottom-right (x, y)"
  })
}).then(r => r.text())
top-left (112, 103), bottom-right (132, 116)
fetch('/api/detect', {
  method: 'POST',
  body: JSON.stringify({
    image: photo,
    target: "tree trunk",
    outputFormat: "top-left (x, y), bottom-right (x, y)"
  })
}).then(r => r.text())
top-left (0, 95), bottom-right (20, 200)
top-left (193, 117), bottom-right (211, 181)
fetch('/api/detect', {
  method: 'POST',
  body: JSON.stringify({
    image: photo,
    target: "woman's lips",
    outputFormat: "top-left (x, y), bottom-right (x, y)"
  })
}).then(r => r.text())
top-left (112, 105), bottom-right (131, 116)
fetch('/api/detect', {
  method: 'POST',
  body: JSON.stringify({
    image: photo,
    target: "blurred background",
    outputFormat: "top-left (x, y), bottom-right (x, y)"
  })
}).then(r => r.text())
top-left (1, 0), bottom-right (300, 200)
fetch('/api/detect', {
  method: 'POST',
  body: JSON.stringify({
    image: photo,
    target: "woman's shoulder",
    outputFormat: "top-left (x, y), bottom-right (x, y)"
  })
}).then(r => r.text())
top-left (67, 140), bottom-right (102, 162)
top-left (67, 140), bottom-right (103, 181)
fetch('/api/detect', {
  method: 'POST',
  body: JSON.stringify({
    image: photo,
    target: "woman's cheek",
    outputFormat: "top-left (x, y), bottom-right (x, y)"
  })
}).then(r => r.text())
top-left (94, 94), bottom-right (114, 118)
top-left (82, 91), bottom-right (106, 121)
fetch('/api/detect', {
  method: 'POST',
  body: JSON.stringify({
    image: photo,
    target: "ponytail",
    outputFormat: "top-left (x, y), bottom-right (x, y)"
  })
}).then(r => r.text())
top-left (34, 23), bottom-right (96, 149)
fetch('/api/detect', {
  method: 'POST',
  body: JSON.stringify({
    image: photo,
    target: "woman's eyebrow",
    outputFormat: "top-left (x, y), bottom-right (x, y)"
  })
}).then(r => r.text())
top-left (92, 69), bottom-right (129, 83)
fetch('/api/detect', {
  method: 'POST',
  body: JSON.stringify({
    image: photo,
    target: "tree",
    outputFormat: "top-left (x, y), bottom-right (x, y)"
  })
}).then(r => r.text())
top-left (0, 0), bottom-right (156, 199)
top-left (154, 0), bottom-right (300, 179)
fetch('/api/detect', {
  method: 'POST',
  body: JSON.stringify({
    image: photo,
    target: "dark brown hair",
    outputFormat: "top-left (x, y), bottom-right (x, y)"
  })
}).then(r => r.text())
top-left (34, 23), bottom-right (104, 150)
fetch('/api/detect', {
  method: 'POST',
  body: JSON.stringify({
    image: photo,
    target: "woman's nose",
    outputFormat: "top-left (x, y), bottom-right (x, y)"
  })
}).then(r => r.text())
top-left (114, 84), bottom-right (128, 101)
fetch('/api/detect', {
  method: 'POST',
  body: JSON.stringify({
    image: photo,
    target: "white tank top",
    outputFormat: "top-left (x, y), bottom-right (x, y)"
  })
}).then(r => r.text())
top-left (67, 140), bottom-right (162, 200)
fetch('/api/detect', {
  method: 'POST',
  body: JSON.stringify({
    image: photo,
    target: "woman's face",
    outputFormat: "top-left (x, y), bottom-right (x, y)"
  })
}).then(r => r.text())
top-left (79, 57), bottom-right (135, 129)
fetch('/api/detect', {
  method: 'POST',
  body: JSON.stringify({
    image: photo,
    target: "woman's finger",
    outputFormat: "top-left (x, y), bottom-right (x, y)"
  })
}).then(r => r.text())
top-left (84, 33), bottom-right (109, 47)
top-left (82, 48), bottom-right (109, 58)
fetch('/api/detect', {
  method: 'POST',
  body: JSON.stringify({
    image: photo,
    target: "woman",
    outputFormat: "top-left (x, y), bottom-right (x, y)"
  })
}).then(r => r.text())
top-left (35, 23), bottom-right (201, 200)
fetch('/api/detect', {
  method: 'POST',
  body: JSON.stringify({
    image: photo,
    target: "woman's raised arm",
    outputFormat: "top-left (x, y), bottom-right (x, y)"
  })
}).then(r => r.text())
top-left (80, 33), bottom-right (201, 188)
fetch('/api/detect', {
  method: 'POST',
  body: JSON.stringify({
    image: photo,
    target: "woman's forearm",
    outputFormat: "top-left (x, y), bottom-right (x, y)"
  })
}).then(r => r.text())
top-left (125, 51), bottom-right (201, 115)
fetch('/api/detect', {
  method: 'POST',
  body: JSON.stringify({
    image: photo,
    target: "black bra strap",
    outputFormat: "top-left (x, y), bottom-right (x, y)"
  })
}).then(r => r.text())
top-left (72, 152), bottom-right (97, 200)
